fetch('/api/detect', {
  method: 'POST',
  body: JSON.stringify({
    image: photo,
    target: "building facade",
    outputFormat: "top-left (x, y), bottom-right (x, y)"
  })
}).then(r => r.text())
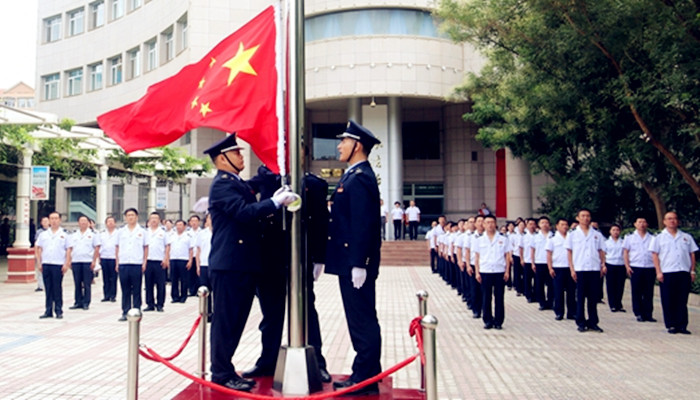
top-left (35, 0), bottom-right (547, 229)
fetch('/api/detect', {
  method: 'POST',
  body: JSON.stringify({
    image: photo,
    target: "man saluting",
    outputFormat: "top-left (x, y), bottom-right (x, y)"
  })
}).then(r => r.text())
top-left (322, 120), bottom-right (383, 396)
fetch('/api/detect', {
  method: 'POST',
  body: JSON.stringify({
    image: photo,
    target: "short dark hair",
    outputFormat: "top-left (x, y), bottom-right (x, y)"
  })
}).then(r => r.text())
top-left (175, 219), bottom-right (186, 226)
top-left (611, 223), bottom-right (622, 230)
top-left (484, 215), bottom-right (497, 223)
top-left (77, 215), bottom-right (89, 222)
top-left (394, 201), bottom-right (401, 206)
top-left (526, 218), bottom-right (537, 224)
top-left (49, 211), bottom-right (60, 218)
top-left (124, 208), bottom-right (139, 216)
top-left (538, 216), bottom-right (550, 223)
top-left (188, 215), bottom-right (201, 221)
top-left (577, 208), bottom-right (592, 216)
top-left (556, 218), bottom-right (569, 225)
top-left (105, 216), bottom-right (116, 223)
top-left (149, 212), bottom-right (161, 219)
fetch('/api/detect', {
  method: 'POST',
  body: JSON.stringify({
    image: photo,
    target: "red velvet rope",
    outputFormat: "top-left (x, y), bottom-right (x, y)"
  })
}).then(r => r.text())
top-left (138, 315), bottom-right (425, 399)
top-left (139, 315), bottom-right (201, 362)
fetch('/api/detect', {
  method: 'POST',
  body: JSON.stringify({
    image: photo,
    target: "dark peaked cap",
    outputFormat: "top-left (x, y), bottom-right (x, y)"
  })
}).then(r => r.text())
top-left (203, 133), bottom-right (243, 157)
top-left (337, 120), bottom-right (381, 150)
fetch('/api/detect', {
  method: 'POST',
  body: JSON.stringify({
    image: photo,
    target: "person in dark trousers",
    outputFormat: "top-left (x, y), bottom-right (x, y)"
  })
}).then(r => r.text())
top-left (531, 217), bottom-right (554, 310)
top-left (547, 218), bottom-right (576, 320)
top-left (99, 216), bottom-right (119, 302)
top-left (604, 224), bottom-right (626, 312)
top-left (323, 121), bottom-right (382, 396)
top-left (169, 220), bottom-right (193, 303)
top-left (144, 212), bottom-right (169, 312)
top-left (37, 211), bottom-right (71, 319)
top-left (474, 215), bottom-right (511, 330)
top-left (623, 217), bottom-right (656, 322)
top-left (68, 215), bottom-right (100, 311)
top-left (116, 208), bottom-right (148, 322)
top-left (187, 215), bottom-right (201, 296)
top-left (205, 134), bottom-right (296, 392)
top-left (390, 201), bottom-right (404, 240)
top-left (466, 215), bottom-right (485, 319)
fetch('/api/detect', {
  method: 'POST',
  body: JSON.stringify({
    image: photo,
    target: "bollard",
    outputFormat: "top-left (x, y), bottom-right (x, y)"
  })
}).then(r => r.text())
top-left (127, 308), bottom-right (142, 400)
top-left (416, 290), bottom-right (429, 390)
top-left (197, 286), bottom-right (210, 379)
top-left (421, 314), bottom-right (438, 400)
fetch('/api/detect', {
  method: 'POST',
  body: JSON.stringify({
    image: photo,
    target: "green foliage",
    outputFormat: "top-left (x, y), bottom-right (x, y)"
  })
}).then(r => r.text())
top-left (437, 0), bottom-right (700, 228)
top-left (107, 146), bottom-right (210, 180)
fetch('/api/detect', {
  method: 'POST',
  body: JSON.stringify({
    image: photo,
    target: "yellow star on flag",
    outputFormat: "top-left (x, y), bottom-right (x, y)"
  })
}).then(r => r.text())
top-left (223, 43), bottom-right (259, 86)
top-left (200, 102), bottom-right (212, 117)
top-left (198, 78), bottom-right (206, 89)
top-left (190, 96), bottom-right (199, 109)
top-left (209, 57), bottom-right (216, 68)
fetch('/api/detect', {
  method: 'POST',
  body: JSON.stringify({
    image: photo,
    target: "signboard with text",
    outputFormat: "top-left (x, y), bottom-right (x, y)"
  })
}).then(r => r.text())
top-left (31, 166), bottom-right (50, 200)
top-left (156, 187), bottom-right (168, 210)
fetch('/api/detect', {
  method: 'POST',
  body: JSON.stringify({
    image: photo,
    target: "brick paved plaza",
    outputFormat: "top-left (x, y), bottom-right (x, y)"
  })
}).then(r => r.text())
top-left (1, 260), bottom-right (699, 399)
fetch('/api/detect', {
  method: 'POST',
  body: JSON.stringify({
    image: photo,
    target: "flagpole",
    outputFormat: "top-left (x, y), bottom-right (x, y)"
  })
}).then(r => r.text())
top-left (273, 0), bottom-right (323, 395)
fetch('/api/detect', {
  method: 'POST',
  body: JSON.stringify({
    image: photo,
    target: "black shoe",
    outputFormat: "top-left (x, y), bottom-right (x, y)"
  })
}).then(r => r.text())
top-left (319, 368), bottom-right (332, 383)
top-left (110, 298), bottom-right (117, 302)
top-left (538, 306), bottom-right (545, 311)
top-left (516, 292), bottom-right (522, 297)
top-left (56, 314), bottom-right (63, 319)
top-left (156, 307), bottom-right (164, 312)
top-left (610, 308), bottom-right (618, 313)
top-left (39, 313), bottom-right (53, 319)
top-left (577, 326), bottom-right (587, 333)
top-left (69, 305), bottom-right (81, 310)
top-left (567, 315), bottom-right (576, 320)
top-left (646, 317), bottom-right (657, 323)
top-left (219, 377), bottom-right (254, 392)
top-left (555, 315), bottom-right (563, 321)
top-left (242, 365), bottom-right (275, 378)
top-left (333, 380), bottom-right (379, 396)
top-left (143, 306), bottom-right (156, 312)
top-left (668, 328), bottom-right (678, 334)
top-left (101, 298), bottom-right (110, 302)
top-left (118, 315), bottom-right (127, 322)
top-left (494, 325), bottom-right (502, 330)
top-left (636, 315), bottom-right (644, 322)
top-left (484, 323), bottom-right (493, 330)
top-left (35, 288), bottom-right (43, 292)
top-left (472, 313), bottom-right (481, 319)
top-left (590, 325), bottom-right (604, 333)
top-left (171, 300), bottom-right (179, 304)
top-left (82, 305), bottom-right (89, 310)
top-left (618, 308), bottom-right (626, 313)
top-left (678, 329), bottom-right (692, 335)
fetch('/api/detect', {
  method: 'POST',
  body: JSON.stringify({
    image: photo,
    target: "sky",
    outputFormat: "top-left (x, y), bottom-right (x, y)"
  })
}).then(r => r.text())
top-left (0, 0), bottom-right (38, 89)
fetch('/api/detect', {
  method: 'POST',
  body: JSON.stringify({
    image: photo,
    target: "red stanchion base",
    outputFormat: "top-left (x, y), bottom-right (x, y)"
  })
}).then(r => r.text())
top-left (5, 247), bottom-right (36, 284)
top-left (172, 376), bottom-right (425, 400)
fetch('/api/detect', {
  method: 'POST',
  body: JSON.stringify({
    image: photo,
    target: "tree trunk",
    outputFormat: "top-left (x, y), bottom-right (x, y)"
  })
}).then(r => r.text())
top-left (641, 182), bottom-right (667, 229)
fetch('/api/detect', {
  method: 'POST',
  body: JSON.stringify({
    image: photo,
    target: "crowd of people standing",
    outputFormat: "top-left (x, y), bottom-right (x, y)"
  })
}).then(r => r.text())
top-left (426, 210), bottom-right (698, 335)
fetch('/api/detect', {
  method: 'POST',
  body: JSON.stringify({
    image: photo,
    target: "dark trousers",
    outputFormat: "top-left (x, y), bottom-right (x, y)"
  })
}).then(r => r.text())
top-left (170, 259), bottom-right (188, 302)
top-left (199, 266), bottom-right (212, 316)
top-left (430, 249), bottom-right (437, 273)
top-left (523, 260), bottom-right (534, 300)
top-left (553, 267), bottom-right (576, 318)
top-left (481, 272), bottom-right (506, 326)
top-left (462, 268), bottom-right (471, 306)
top-left (210, 270), bottom-right (258, 383)
top-left (470, 265), bottom-right (483, 316)
top-left (535, 263), bottom-right (553, 309)
top-left (101, 258), bottom-right (117, 300)
top-left (630, 267), bottom-right (655, 319)
top-left (119, 264), bottom-right (142, 315)
top-left (659, 271), bottom-right (691, 330)
top-left (71, 262), bottom-right (93, 307)
top-left (380, 217), bottom-right (386, 240)
top-left (254, 264), bottom-right (287, 369)
top-left (408, 221), bottom-right (418, 240)
top-left (188, 259), bottom-right (200, 296)
top-left (43, 264), bottom-right (64, 316)
top-left (338, 275), bottom-right (382, 382)
top-left (308, 275), bottom-right (327, 369)
top-left (393, 220), bottom-right (402, 240)
top-left (576, 271), bottom-right (600, 328)
top-left (144, 260), bottom-right (166, 308)
top-left (605, 263), bottom-right (626, 310)
top-left (512, 256), bottom-right (523, 294)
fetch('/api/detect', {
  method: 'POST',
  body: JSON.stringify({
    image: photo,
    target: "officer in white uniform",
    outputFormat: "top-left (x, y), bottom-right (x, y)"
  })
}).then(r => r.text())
top-left (604, 224), bottom-right (626, 312)
top-left (195, 213), bottom-right (213, 318)
top-left (520, 218), bottom-right (537, 302)
top-left (68, 215), bottom-right (100, 311)
top-left (474, 215), bottom-right (511, 329)
top-left (144, 212), bottom-right (169, 312)
top-left (37, 211), bottom-right (71, 319)
top-left (405, 200), bottom-right (421, 240)
top-left (622, 217), bottom-right (656, 322)
top-left (170, 219), bottom-right (193, 303)
top-left (99, 216), bottom-right (119, 302)
top-left (466, 215), bottom-right (485, 319)
top-left (116, 208), bottom-right (148, 321)
top-left (531, 217), bottom-right (554, 310)
top-left (649, 211), bottom-right (698, 334)
top-left (546, 218), bottom-right (576, 320)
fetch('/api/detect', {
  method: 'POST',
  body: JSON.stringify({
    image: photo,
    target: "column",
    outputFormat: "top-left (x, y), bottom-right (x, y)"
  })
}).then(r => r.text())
top-left (387, 97), bottom-right (403, 241)
top-left (7, 147), bottom-right (35, 283)
top-left (148, 175), bottom-right (157, 215)
top-left (348, 97), bottom-right (362, 122)
top-left (180, 181), bottom-right (190, 219)
top-left (96, 164), bottom-right (109, 230)
top-left (505, 148), bottom-right (532, 219)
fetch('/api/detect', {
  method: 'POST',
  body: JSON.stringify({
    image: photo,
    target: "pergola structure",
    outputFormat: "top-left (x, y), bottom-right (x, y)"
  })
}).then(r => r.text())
top-left (0, 105), bottom-right (164, 283)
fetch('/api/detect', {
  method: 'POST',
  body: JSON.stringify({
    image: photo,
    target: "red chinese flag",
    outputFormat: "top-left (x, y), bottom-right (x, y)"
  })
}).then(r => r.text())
top-left (97, 6), bottom-right (283, 173)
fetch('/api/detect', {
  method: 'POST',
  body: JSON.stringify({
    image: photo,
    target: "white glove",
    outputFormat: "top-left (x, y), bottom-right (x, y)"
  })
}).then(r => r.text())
top-left (273, 185), bottom-right (291, 197)
top-left (313, 263), bottom-right (324, 281)
top-left (272, 191), bottom-right (298, 207)
top-left (351, 267), bottom-right (367, 289)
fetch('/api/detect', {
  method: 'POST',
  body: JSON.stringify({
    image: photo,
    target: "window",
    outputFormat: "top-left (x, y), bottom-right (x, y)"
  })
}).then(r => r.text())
top-left (90, 1), bottom-right (105, 29)
top-left (311, 123), bottom-right (344, 160)
top-left (162, 28), bottom-right (174, 63)
top-left (402, 121), bottom-right (440, 160)
top-left (145, 38), bottom-right (157, 71)
top-left (138, 183), bottom-right (149, 221)
top-left (181, 131), bottom-right (191, 145)
top-left (66, 68), bottom-right (83, 96)
top-left (68, 186), bottom-right (96, 222)
top-left (111, 0), bottom-right (124, 20)
top-left (109, 55), bottom-right (122, 85)
top-left (130, 0), bottom-right (142, 11)
top-left (177, 13), bottom-right (188, 52)
top-left (68, 8), bottom-right (84, 36)
top-left (42, 73), bottom-right (60, 100)
top-left (127, 47), bottom-right (141, 79)
top-left (3, 98), bottom-right (16, 107)
top-left (44, 15), bottom-right (61, 42)
top-left (88, 62), bottom-right (103, 91)
top-left (112, 184), bottom-right (124, 218)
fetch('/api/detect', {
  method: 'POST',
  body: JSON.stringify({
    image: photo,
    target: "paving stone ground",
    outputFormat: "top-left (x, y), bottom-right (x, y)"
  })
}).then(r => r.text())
top-left (1, 259), bottom-right (699, 399)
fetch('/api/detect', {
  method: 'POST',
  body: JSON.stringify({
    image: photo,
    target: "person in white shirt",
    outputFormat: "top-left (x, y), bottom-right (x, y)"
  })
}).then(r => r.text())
top-left (195, 213), bottom-right (213, 318)
top-left (187, 215), bottom-right (202, 296)
top-left (99, 216), bottom-right (119, 302)
top-left (511, 219), bottom-right (525, 296)
top-left (604, 224), bottom-right (626, 313)
top-left (474, 215), bottom-right (511, 329)
top-left (531, 216), bottom-right (554, 311)
top-left (68, 215), bottom-right (100, 311)
top-left (34, 216), bottom-right (49, 292)
top-left (116, 208), bottom-right (149, 321)
top-left (170, 219), bottom-right (193, 303)
top-left (425, 221), bottom-right (438, 273)
top-left (37, 211), bottom-right (71, 319)
top-left (144, 212), bottom-right (170, 312)
top-left (432, 216), bottom-right (446, 274)
top-left (465, 215), bottom-right (486, 319)
top-left (546, 218), bottom-right (575, 320)
top-left (565, 208), bottom-right (606, 333)
top-left (390, 201), bottom-right (404, 240)
top-left (520, 218), bottom-right (537, 302)
top-left (405, 200), bottom-right (421, 240)
top-left (649, 211), bottom-right (698, 334)
top-left (380, 199), bottom-right (389, 241)
top-left (623, 217), bottom-right (656, 322)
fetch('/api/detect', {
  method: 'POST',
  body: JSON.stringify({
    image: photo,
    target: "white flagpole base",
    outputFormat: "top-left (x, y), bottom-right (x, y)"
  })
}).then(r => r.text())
top-left (273, 345), bottom-right (323, 395)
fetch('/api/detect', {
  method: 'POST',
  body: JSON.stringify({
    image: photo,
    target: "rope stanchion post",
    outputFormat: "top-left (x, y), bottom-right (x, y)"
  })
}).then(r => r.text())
top-left (416, 290), bottom-right (429, 391)
top-left (197, 286), bottom-right (210, 379)
top-left (421, 314), bottom-right (438, 400)
top-left (127, 308), bottom-right (142, 400)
